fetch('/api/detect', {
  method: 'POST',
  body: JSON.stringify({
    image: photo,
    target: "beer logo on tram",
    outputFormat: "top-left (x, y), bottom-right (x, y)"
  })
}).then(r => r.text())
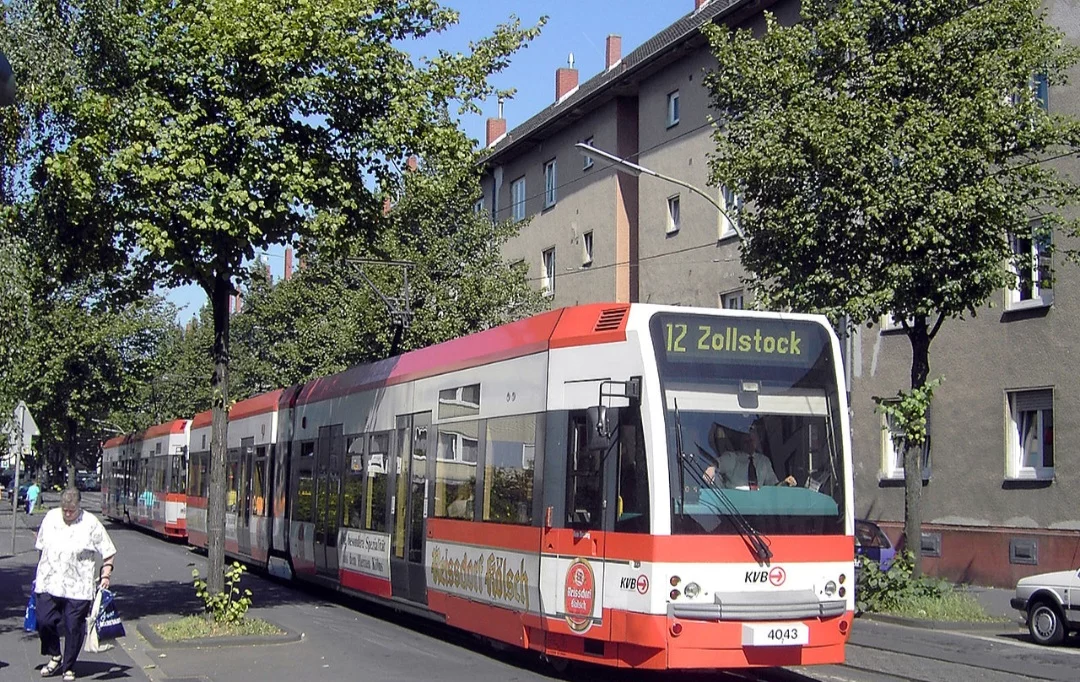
top-left (564, 558), bottom-right (596, 632)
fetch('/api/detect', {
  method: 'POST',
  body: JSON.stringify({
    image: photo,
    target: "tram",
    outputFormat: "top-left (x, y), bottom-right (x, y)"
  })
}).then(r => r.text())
top-left (101, 419), bottom-right (190, 538)
top-left (180, 302), bottom-right (853, 670)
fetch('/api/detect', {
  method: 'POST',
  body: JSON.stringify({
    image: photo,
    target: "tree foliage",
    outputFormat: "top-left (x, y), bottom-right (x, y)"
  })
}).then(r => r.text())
top-left (3, 0), bottom-right (544, 592)
top-left (705, 0), bottom-right (1080, 574)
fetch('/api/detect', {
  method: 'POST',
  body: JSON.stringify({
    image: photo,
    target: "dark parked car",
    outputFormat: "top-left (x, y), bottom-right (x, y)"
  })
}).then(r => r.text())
top-left (855, 519), bottom-right (896, 572)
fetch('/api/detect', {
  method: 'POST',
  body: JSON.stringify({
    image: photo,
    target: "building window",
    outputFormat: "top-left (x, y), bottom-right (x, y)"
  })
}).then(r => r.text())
top-left (582, 137), bottom-right (594, 170)
top-left (1006, 389), bottom-right (1053, 480)
top-left (511, 176), bottom-right (526, 222)
top-left (1008, 221), bottom-right (1052, 309)
top-left (544, 159), bottom-right (557, 208)
top-left (582, 231), bottom-right (593, 266)
top-left (1033, 73), bottom-right (1049, 111)
top-left (720, 289), bottom-right (744, 309)
top-left (666, 194), bottom-right (681, 234)
top-left (542, 248), bottom-right (556, 295)
top-left (473, 197), bottom-right (484, 214)
top-left (719, 185), bottom-right (741, 239)
top-left (880, 400), bottom-right (930, 480)
top-left (879, 313), bottom-right (914, 332)
top-left (667, 90), bottom-right (680, 127)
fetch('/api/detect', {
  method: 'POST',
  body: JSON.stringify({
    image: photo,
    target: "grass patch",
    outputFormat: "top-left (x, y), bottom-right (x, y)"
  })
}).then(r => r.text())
top-left (152, 615), bottom-right (283, 640)
top-left (877, 592), bottom-right (1007, 622)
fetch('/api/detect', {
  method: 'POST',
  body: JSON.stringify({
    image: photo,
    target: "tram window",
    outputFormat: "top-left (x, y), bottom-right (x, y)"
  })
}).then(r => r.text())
top-left (188, 453), bottom-right (208, 497)
top-left (226, 452), bottom-right (239, 512)
top-left (438, 384), bottom-right (481, 419)
top-left (252, 459), bottom-right (267, 516)
top-left (295, 465), bottom-right (315, 522)
top-left (365, 432), bottom-right (390, 532)
top-left (615, 413), bottom-right (650, 533)
top-left (567, 415), bottom-right (603, 531)
top-left (435, 422), bottom-right (478, 520)
top-left (483, 415), bottom-right (536, 525)
top-left (343, 435), bottom-right (365, 528)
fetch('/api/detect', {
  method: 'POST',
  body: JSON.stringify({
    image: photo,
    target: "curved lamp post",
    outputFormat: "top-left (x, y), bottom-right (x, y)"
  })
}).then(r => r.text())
top-left (574, 142), bottom-right (742, 240)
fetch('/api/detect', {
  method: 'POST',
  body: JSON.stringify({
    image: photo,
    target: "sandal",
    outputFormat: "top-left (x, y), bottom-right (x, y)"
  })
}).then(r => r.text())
top-left (62, 672), bottom-right (75, 681)
top-left (40, 657), bottom-right (61, 677)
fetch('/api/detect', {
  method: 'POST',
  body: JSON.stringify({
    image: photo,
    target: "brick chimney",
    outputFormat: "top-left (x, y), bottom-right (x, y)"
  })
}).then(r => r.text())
top-left (486, 97), bottom-right (507, 148)
top-left (555, 53), bottom-right (578, 102)
top-left (606, 35), bottom-right (622, 70)
top-left (382, 196), bottom-right (392, 217)
top-left (284, 246), bottom-right (293, 281)
top-left (695, 0), bottom-right (711, 10)
top-left (235, 291), bottom-right (242, 313)
top-left (406, 155), bottom-right (418, 172)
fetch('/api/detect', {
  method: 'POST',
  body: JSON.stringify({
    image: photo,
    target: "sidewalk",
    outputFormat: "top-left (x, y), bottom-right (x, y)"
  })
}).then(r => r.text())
top-left (0, 494), bottom-right (1032, 682)
top-left (0, 498), bottom-right (151, 682)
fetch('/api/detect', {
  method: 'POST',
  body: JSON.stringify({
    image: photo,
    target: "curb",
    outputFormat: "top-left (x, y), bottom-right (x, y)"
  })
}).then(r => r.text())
top-left (135, 616), bottom-right (304, 650)
top-left (859, 611), bottom-right (1024, 633)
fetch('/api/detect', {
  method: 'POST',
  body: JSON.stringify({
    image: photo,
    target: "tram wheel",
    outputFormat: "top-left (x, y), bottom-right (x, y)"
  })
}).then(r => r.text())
top-left (546, 655), bottom-right (571, 675)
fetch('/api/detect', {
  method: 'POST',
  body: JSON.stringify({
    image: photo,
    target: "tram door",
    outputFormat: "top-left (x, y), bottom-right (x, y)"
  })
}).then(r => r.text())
top-left (390, 412), bottom-right (430, 604)
top-left (314, 424), bottom-right (343, 576)
top-left (237, 438), bottom-right (254, 557)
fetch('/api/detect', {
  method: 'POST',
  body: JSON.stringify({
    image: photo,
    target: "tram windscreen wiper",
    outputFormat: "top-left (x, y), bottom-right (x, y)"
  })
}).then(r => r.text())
top-left (674, 398), bottom-right (687, 515)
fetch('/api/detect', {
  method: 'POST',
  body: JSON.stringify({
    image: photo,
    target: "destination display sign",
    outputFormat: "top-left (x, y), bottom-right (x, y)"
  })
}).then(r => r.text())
top-left (651, 313), bottom-right (828, 368)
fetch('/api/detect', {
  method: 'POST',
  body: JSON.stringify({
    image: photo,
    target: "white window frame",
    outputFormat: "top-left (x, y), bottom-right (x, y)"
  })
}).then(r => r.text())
top-left (666, 194), bottom-right (681, 234)
top-left (542, 247), bottom-right (556, 295)
top-left (719, 185), bottom-right (741, 239)
top-left (511, 176), bottom-right (526, 222)
top-left (720, 289), bottom-right (744, 310)
top-left (473, 197), bottom-right (484, 215)
top-left (1007, 221), bottom-right (1053, 310)
top-left (879, 313), bottom-right (914, 332)
top-left (1005, 389), bottom-right (1054, 481)
top-left (582, 231), bottom-right (593, 266)
top-left (667, 90), bottom-right (680, 127)
top-left (544, 159), bottom-right (557, 208)
top-left (880, 399), bottom-right (931, 481)
top-left (582, 137), bottom-right (594, 170)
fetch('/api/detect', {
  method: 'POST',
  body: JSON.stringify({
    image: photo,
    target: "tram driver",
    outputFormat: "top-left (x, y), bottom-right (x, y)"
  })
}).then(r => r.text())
top-left (702, 421), bottom-right (796, 490)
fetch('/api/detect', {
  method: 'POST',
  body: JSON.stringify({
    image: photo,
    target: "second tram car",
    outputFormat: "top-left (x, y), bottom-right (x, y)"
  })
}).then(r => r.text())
top-left (101, 419), bottom-right (190, 538)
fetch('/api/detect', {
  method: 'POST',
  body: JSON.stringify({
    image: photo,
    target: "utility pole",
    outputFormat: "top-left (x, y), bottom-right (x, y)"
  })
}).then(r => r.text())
top-left (9, 402), bottom-right (38, 554)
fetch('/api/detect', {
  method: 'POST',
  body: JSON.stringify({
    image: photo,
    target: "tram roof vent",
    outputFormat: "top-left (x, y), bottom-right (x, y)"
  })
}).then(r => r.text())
top-left (594, 307), bottom-right (628, 332)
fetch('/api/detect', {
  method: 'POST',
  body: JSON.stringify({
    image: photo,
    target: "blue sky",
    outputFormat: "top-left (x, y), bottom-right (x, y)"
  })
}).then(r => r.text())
top-left (167, 1), bottom-right (695, 323)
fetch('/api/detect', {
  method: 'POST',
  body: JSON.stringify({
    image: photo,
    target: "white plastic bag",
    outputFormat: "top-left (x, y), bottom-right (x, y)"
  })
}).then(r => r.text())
top-left (84, 589), bottom-right (113, 653)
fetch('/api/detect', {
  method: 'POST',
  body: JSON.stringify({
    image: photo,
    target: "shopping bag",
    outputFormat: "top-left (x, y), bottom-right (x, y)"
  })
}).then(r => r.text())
top-left (84, 590), bottom-right (113, 653)
top-left (95, 588), bottom-right (125, 640)
top-left (24, 588), bottom-right (37, 632)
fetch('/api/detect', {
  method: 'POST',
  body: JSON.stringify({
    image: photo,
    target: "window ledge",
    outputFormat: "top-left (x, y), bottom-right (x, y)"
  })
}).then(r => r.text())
top-left (1005, 296), bottom-right (1053, 313)
top-left (667, 120), bottom-right (680, 129)
top-left (1005, 469), bottom-right (1054, 482)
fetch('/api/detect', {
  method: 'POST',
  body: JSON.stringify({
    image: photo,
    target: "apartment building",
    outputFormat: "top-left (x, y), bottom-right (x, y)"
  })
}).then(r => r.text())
top-left (478, 0), bottom-right (1080, 587)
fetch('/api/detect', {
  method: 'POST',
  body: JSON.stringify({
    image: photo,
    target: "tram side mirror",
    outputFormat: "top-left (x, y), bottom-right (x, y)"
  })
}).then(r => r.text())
top-left (585, 406), bottom-right (619, 451)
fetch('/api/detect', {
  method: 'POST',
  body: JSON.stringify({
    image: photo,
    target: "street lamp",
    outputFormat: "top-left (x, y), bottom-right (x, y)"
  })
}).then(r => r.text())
top-left (91, 418), bottom-right (126, 435)
top-left (574, 142), bottom-right (743, 240)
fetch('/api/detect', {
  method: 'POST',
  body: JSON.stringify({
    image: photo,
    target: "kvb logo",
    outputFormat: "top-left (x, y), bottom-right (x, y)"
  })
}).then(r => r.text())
top-left (744, 566), bottom-right (787, 586)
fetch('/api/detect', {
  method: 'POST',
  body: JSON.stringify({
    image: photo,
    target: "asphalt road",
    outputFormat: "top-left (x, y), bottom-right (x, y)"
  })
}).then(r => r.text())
top-left (19, 492), bottom-right (1076, 682)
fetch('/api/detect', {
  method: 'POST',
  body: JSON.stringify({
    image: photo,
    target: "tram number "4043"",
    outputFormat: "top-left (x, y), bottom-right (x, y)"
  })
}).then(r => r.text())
top-left (742, 623), bottom-right (809, 647)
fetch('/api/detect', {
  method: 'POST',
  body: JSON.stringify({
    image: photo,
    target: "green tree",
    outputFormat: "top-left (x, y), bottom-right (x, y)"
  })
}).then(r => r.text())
top-left (5, 0), bottom-right (543, 592)
top-left (228, 161), bottom-right (546, 399)
top-left (14, 290), bottom-right (176, 484)
top-left (0, 233), bottom-right (31, 420)
top-left (705, 0), bottom-right (1080, 574)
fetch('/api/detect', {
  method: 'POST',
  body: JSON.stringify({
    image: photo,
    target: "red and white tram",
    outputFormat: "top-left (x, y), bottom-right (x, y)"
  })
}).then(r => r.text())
top-left (191, 303), bottom-right (854, 670)
top-left (101, 419), bottom-right (190, 538)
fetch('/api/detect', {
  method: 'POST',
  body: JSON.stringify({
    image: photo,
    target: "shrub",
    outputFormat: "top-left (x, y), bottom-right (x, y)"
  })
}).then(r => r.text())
top-left (192, 562), bottom-right (253, 624)
top-left (855, 550), bottom-right (950, 613)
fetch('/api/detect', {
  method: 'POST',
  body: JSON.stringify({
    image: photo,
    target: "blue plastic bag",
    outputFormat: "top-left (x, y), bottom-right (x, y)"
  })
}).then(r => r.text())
top-left (24, 588), bottom-right (37, 632)
top-left (96, 588), bottom-right (125, 640)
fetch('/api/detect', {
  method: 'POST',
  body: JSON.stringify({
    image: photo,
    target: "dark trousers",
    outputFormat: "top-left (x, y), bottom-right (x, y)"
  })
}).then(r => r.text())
top-left (37, 592), bottom-right (91, 674)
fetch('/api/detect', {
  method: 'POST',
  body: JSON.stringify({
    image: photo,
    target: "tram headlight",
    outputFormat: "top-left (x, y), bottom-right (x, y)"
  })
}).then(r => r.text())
top-left (683, 582), bottom-right (701, 599)
top-left (670, 575), bottom-right (681, 587)
top-left (669, 589), bottom-right (681, 600)
top-left (824, 581), bottom-right (837, 597)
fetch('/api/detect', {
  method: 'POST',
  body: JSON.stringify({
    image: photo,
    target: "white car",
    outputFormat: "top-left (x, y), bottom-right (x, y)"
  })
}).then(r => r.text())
top-left (1012, 569), bottom-right (1080, 645)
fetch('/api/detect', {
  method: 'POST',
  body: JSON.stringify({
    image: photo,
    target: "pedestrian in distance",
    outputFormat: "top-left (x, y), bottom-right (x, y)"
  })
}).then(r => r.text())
top-left (34, 488), bottom-right (116, 680)
top-left (27, 479), bottom-right (41, 514)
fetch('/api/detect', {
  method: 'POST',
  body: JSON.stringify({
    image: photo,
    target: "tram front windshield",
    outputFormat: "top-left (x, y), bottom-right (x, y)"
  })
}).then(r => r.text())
top-left (650, 312), bottom-right (846, 536)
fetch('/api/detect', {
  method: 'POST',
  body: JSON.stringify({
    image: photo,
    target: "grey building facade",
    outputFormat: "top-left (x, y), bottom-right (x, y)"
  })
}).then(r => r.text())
top-left (478, 0), bottom-right (1080, 587)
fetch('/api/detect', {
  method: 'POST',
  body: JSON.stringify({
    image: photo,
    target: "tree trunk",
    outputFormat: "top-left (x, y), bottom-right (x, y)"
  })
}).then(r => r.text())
top-left (66, 418), bottom-right (77, 489)
top-left (206, 273), bottom-right (232, 595)
top-left (904, 318), bottom-right (931, 578)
